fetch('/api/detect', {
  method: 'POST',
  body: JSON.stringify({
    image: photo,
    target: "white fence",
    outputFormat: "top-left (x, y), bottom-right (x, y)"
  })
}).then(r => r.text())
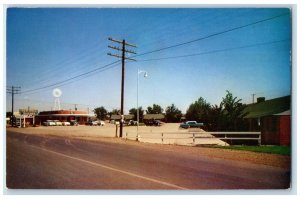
top-left (209, 132), bottom-right (261, 145)
top-left (125, 131), bottom-right (261, 146)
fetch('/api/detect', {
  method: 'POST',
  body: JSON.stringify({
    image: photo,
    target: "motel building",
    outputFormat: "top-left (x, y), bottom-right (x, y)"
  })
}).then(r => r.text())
top-left (36, 110), bottom-right (92, 125)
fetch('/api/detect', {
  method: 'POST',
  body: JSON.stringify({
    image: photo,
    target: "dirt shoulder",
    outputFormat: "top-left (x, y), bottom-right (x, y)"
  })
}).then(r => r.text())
top-left (6, 127), bottom-right (290, 169)
top-left (83, 136), bottom-right (290, 169)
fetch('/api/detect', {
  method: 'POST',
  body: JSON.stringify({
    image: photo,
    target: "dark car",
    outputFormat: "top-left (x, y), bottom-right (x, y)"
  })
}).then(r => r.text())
top-left (145, 120), bottom-right (161, 126)
top-left (70, 120), bottom-right (78, 126)
top-left (153, 120), bottom-right (161, 126)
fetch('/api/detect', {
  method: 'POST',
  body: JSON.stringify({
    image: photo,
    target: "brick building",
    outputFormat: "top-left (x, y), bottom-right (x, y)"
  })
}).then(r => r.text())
top-left (261, 110), bottom-right (291, 145)
top-left (243, 96), bottom-right (291, 146)
top-left (36, 110), bottom-right (91, 125)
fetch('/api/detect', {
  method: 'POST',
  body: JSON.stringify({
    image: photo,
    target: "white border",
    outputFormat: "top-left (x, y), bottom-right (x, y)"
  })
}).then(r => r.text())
top-left (1, 1), bottom-right (299, 198)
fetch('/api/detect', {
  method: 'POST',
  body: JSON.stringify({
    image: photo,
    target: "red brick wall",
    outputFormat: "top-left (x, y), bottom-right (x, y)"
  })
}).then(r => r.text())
top-left (261, 116), bottom-right (280, 145)
top-left (279, 116), bottom-right (291, 146)
top-left (261, 115), bottom-right (291, 146)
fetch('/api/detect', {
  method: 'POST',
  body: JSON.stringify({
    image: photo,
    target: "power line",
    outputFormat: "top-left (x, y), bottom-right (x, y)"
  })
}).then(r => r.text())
top-left (19, 12), bottom-right (289, 95)
top-left (23, 46), bottom-right (108, 89)
top-left (21, 62), bottom-right (120, 95)
top-left (24, 42), bottom-right (103, 85)
top-left (20, 38), bottom-right (289, 95)
top-left (137, 39), bottom-right (290, 62)
top-left (133, 12), bottom-right (289, 58)
top-left (21, 60), bottom-right (120, 94)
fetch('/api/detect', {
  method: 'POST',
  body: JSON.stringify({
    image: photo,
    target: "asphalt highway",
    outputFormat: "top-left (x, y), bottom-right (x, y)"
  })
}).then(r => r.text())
top-left (6, 131), bottom-right (290, 189)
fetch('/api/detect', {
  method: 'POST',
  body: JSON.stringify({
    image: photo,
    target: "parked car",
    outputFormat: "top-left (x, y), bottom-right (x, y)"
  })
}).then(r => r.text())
top-left (145, 120), bottom-right (161, 126)
top-left (86, 120), bottom-right (98, 126)
top-left (127, 120), bottom-right (137, 126)
top-left (153, 120), bottom-right (162, 126)
top-left (99, 121), bottom-right (105, 126)
top-left (180, 121), bottom-right (204, 129)
top-left (61, 121), bottom-right (71, 126)
top-left (43, 120), bottom-right (56, 126)
top-left (110, 120), bottom-right (120, 125)
top-left (70, 120), bottom-right (78, 126)
top-left (53, 120), bottom-right (63, 126)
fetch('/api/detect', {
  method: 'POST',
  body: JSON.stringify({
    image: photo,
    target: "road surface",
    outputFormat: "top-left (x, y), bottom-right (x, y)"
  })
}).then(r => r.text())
top-left (6, 131), bottom-right (290, 189)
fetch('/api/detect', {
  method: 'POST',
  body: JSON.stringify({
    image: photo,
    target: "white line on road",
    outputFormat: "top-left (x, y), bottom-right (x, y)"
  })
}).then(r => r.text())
top-left (29, 144), bottom-right (188, 190)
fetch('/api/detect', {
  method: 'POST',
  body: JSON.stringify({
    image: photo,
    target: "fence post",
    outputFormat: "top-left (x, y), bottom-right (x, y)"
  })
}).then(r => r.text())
top-left (161, 133), bottom-right (164, 144)
top-left (115, 125), bottom-right (118, 138)
top-left (258, 132), bottom-right (261, 145)
top-left (193, 133), bottom-right (195, 144)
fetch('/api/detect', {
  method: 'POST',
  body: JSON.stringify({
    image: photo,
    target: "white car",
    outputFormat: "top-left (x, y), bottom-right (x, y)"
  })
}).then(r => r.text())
top-left (53, 120), bottom-right (62, 126)
top-left (62, 121), bottom-right (70, 126)
top-left (99, 121), bottom-right (105, 126)
top-left (43, 120), bottom-right (56, 126)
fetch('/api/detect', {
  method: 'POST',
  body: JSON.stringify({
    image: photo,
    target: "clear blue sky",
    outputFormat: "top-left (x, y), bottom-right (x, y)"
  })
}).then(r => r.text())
top-left (6, 8), bottom-right (291, 114)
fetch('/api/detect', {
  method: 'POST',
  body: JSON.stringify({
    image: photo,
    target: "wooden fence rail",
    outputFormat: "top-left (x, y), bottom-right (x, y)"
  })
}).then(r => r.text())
top-left (125, 131), bottom-right (261, 145)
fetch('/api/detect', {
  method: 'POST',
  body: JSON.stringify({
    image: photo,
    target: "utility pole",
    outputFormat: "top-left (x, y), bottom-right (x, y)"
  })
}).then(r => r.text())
top-left (251, 93), bottom-right (256, 104)
top-left (6, 86), bottom-right (21, 126)
top-left (108, 37), bottom-right (137, 138)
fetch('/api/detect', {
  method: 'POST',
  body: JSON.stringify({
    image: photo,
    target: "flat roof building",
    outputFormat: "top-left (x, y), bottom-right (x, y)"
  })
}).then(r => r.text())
top-left (36, 110), bottom-right (92, 125)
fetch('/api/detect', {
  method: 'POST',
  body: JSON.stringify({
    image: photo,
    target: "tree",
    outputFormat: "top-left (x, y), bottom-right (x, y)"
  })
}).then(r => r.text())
top-left (129, 107), bottom-right (144, 121)
top-left (108, 109), bottom-right (120, 117)
top-left (185, 97), bottom-right (211, 123)
top-left (165, 104), bottom-right (182, 122)
top-left (220, 90), bottom-right (247, 131)
top-left (207, 104), bottom-right (225, 131)
top-left (146, 104), bottom-right (163, 114)
top-left (94, 106), bottom-right (108, 120)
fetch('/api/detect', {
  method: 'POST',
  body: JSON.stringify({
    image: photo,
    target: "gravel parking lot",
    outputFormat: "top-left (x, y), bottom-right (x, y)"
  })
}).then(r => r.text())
top-left (7, 123), bottom-right (227, 146)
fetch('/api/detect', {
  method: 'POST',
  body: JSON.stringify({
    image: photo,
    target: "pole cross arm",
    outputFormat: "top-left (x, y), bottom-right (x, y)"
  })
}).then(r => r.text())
top-left (108, 45), bottom-right (137, 54)
top-left (125, 57), bottom-right (136, 61)
top-left (108, 37), bottom-right (137, 47)
top-left (108, 53), bottom-right (136, 61)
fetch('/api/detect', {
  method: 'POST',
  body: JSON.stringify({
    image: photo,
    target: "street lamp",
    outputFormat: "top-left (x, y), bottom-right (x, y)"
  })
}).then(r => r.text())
top-left (137, 68), bottom-right (148, 141)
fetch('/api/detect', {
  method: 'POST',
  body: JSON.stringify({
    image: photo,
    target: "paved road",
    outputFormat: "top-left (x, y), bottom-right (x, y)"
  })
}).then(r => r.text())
top-left (6, 131), bottom-right (290, 189)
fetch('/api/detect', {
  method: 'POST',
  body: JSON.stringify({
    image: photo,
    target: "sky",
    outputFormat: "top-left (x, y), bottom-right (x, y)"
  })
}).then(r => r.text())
top-left (5, 8), bottom-right (291, 114)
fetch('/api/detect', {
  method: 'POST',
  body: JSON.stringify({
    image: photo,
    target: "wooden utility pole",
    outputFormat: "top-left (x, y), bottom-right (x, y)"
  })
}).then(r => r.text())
top-left (251, 93), bottom-right (256, 104)
top-left (6, 86), bottom-right (21, 126)
top-left (108, 37), bottom-right (136, 138)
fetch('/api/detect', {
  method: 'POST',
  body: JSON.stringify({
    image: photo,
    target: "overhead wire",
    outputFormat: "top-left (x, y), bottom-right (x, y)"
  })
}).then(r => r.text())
top-left (21, 38), bottom-right (289, 95)
top-left (137, 39), bottom-right (290, 62)
top-left (21, 60), bottom-right (120, 94)
top-left (24, 42), bottom-right (102, 81)
top-left (23, 44), bottom-right (107, 88)
top-left (133, 12), bottom-right (290, 58)
top-left (20, 12), bottom-right (289, 95)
